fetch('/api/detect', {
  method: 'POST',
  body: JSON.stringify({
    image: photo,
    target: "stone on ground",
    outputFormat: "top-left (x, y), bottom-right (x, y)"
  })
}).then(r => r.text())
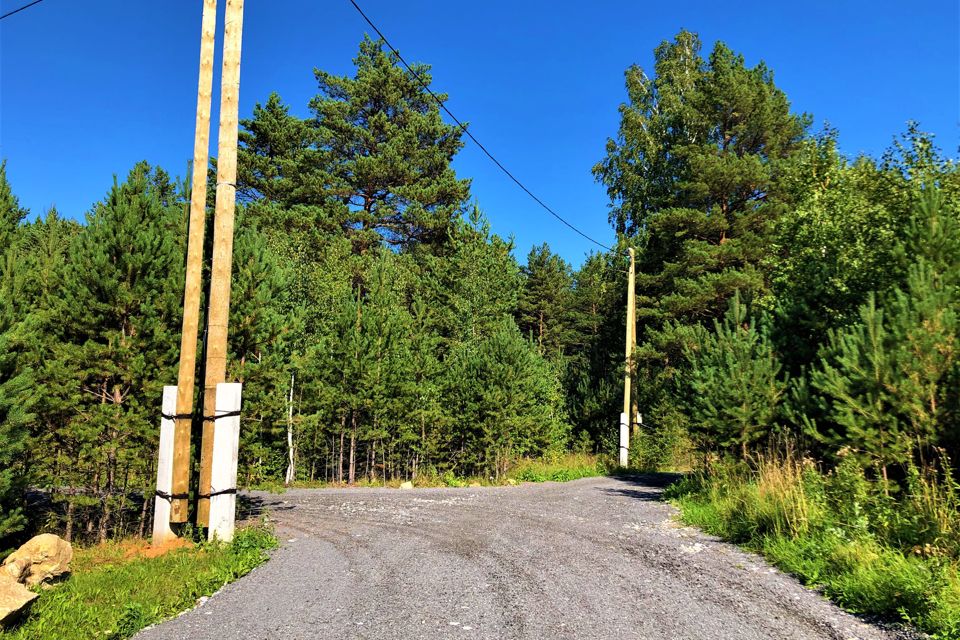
top-left (2, 533), bottom-right (73, 587)
top-left (0, 574), bottom-right (38, 626)
top-left (399, 481), bottom-right (414, 490)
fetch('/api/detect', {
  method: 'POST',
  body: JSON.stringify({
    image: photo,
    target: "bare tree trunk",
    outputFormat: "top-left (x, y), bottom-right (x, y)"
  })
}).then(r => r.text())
top-left (64, 499), bottom-right (75, 543)
top-left (97, 500), bottom-right (111, 544)
top-left (137, 493), bottom-right (149, 539)
top-left (338, 418), bottom-right (346, 484)
top-left (285, 373), bottom-right (296, 485)
top-left (348, 412), bottom-right (357, 485)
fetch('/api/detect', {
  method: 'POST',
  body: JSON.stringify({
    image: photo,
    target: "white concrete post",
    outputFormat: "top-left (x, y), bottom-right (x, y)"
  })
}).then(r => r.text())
top-left (152, 386), bottom-right (177, 545)
top-left (619, 412), bottom-right (629, 468)
top-left (208, 382), bottom-right (242, 542)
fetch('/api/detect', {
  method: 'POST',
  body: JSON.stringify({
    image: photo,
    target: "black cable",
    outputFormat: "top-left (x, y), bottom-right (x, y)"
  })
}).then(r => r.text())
top-left (347, 0), bottom-right (617, 253)
top-left (0, 0), bottom-right (43, 21)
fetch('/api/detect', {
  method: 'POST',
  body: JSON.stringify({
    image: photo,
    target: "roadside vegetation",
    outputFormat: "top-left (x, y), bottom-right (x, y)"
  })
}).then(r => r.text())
top-left (5, 524), bottom-right (276, 640)
top-left (665, 455), bottom-right (960, 637)
top-left (252, 453), bottom-right (608, 491)
top-left (1, 24), bottom-right (957, 639)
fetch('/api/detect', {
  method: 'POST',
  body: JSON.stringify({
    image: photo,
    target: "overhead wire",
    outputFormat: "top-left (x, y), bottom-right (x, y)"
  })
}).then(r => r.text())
top-left (0, 0), bottom-right (43, 21)
top-left (5, 0), bottom-right (619, 254)
top-left (347, 0), bottom-right (619, 254)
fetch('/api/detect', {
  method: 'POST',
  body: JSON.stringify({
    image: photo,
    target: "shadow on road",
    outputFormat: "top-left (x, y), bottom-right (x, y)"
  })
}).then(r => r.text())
top-left (598, 472), bottom-right (684, 502)
top-left (238, 493), bottom-right (295, 521)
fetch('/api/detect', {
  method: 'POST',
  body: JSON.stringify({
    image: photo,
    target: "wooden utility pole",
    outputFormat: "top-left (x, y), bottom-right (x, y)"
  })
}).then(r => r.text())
top-left (629, 271), bottom-right (638, 438)
top-left (169, 0), bottom-right (218, 527)
top-left (619, 248), bottom-right (636, 467)
top-left (198, 0), bottom-right (245, 527)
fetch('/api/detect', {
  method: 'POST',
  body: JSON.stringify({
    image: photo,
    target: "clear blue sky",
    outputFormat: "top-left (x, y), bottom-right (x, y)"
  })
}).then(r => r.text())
top-left (1, 0), bottom-right (957, 266)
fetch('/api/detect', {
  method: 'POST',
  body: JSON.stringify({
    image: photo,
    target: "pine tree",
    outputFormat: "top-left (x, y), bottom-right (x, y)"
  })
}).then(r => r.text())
top-left (0, 248), bottom-right (31, 548)
top-left (517, 243), bottom-right (575, 358)
top-left (683, 292), bottom-right (787, 457)
top-left (810, 187), bottom-right (960, 470)
top-left (0, 160), bottom-right (28, 254)
top-left (593, 30), bottom-right (808, 445)
top-left (444, 317), bottom-right (568, 478)
top-left (47, 162), bottom-right (184, 541)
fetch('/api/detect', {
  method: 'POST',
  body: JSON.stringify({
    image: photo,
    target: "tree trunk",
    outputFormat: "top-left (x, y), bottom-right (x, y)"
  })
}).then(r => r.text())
top-left (64, 499), bottom-right (75, 543)
top-left (285, 373), bottom-right (296, 485)
top-left (348, 412), bottom-right (357, 485)
top-left (338, 431), bottom-right (345, 483)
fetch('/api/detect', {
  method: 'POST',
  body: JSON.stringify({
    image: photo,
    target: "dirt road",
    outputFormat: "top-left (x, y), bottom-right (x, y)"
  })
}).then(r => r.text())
top-left (135, 475), bottom-right (905, 640)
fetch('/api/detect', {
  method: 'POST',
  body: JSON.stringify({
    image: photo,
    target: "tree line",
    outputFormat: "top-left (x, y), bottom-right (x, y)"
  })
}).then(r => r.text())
top-left (1, 31), bottom-right (957, 548)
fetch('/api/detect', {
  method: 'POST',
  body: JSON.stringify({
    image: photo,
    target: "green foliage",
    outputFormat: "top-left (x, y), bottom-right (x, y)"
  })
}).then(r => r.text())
top-left (809, 187), bottom-right (959, 469)
top-left (1, 36), bottom-right (958, 640)
top-left (668, 455), bottom-right (960, 636)
top-left (5, 525), bottom-right (277, 640)
top-left (444, 317), bottom-right (569, 478)
top-left (517, 243), bottom-right (575, 357)
top-left (0, 160), bottom-right (28, 253)
top-left (682, 292), bottom-right (788, 457)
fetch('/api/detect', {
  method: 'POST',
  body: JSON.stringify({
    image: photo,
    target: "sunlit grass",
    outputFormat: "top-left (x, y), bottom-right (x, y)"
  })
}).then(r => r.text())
top-left (666, 453), bottom-right (960, 638)
top-left (5, 524), bottom-right (277, 640)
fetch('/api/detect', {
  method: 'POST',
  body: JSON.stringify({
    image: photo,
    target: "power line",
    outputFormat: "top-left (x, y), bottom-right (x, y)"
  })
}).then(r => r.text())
top-left (0, 0), bottom-right (43, 21)
top-left (347, 0), bottom-right (617, 253)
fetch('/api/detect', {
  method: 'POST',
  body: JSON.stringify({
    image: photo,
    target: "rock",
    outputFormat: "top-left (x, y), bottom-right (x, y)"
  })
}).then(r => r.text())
top-left (469, 482), bottom-right (482, 488)
top-left (0, 574), bottom-right (38, 627)
top-left (506, 479), bottom-right (518, 486)
top-left (2, 534), bottom-right (73, 587)
top-left (399, 481), bottom-right (414, 490)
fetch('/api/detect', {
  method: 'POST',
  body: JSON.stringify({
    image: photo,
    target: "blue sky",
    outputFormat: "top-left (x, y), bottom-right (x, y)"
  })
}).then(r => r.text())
top-left (1, 0), bottom-right (957, 266)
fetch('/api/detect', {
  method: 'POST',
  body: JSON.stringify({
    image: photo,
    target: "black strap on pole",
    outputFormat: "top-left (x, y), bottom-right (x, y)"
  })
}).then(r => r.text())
top-left (155, 489), bottom-right (190, 502)
top-left (200, 410), bottom-right (242, 422)
top-left (197, 487), bottom-right (238, 499)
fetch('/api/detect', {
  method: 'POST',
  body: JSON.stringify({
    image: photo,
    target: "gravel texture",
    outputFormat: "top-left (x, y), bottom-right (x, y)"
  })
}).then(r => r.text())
top-left (135, 475), bottom-right (910, 640)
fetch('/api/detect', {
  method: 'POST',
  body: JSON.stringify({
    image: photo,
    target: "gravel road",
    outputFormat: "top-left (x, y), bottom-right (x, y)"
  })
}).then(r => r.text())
top-left (135, 475), bottom-right (908, 640)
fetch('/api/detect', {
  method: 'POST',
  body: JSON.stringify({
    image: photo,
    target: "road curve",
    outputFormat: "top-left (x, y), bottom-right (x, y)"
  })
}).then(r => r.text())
top-left (136, 475), bottom-right (905, 640)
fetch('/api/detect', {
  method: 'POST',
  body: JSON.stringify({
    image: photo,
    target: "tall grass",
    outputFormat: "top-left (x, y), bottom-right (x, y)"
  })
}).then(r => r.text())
top-left (666, 451), bottom-right (960, 638)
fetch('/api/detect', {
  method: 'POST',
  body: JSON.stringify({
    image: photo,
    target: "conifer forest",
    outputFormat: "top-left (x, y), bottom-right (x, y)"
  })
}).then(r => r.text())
top-left (1, 28), bottom-right (958, 567)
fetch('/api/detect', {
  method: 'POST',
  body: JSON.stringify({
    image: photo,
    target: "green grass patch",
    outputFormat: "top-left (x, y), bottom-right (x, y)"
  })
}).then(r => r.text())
top-left (666, 456), bottom-right (960, 638)
top-left (264, 454), bottom-right (609, 490)
top-left (508, 453), bottom-right (607, 483)
top-left (6, 524), bottom-right (277, 640)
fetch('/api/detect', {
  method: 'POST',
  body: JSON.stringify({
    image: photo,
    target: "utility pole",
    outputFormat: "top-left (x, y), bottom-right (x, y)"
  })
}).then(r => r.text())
top-left (630, 275), bottom-right (639, 439)
top-left (168, 0), bottom-right (219, 529)
top-left (198, 0), bottom-right (245, 527)
top-left (620, 248), bottom-right (636, 467)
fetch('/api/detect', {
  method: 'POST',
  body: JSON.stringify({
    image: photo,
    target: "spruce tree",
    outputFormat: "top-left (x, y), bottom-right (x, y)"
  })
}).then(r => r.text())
top-left (0, 245), bottom-right (31, 548)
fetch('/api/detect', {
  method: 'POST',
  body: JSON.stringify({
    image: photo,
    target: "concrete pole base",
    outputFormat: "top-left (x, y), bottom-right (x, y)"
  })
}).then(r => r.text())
top-left (619, 412), bottom-right (629, 467)
top-left (208, 383), bottom-right (242, 542)
top-left (152, 386), bottom-right (177, 545)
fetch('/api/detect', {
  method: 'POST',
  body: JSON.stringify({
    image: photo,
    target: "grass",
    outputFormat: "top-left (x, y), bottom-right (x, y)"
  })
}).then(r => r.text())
top-left (5, 524), bottom-right (277, 640)
top-left (665, 452), bottom-right (960, 638)
top-left (507, 452), bottom-right (608, 483)
top-left (250, 453), bottom-right (609, 490)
